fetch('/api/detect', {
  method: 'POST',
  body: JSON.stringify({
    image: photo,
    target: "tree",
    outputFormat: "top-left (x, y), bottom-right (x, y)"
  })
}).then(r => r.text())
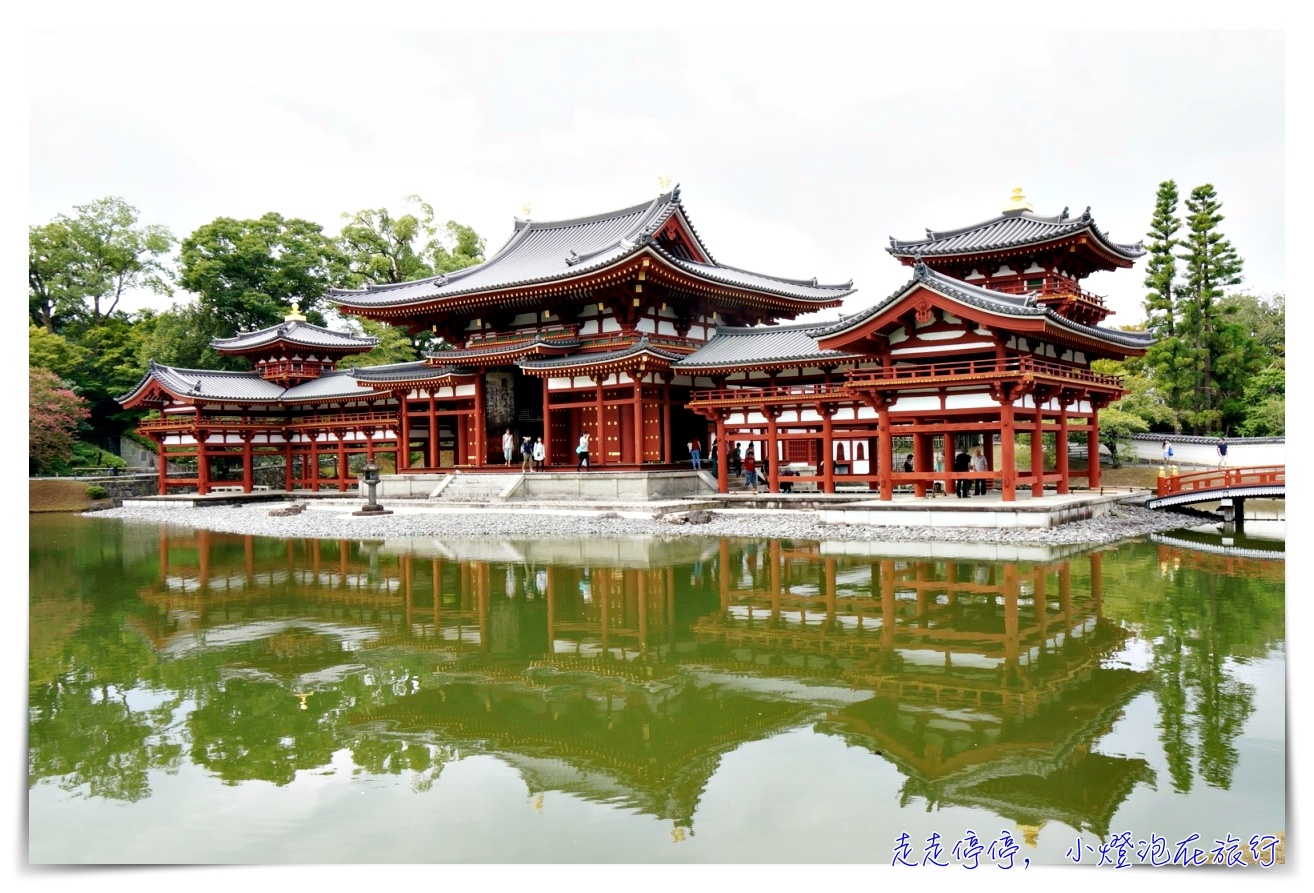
top-left (28, 325), bottom-right (92, 381)
top-left (1177, 184), bottom-right (1246, 427)
top-left (29, 197), bottom-right (176, 332)
top-left (179, 213), bottom-right (348, 336)
top-left (30, 368), bottom-right (90, 473)
top-left (334, 317), bottom-right (419, 369)
top-left (338, 196), bottom-right (440, 286)
top-left (431, 220), bottom-right (486, 273)
top-left (1139, 181), bottom-right (1188, 410)
top-left (1238, 359), bottom-right (1285, 436)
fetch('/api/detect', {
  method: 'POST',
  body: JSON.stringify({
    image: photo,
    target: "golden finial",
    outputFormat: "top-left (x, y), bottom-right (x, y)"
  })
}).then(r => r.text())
top-left (1003, 187), bottom-right (1033, 213)
top-left (520, 202), bottom-right (532, 219)
top-left (671, 825), bottom-right (687, 843)
top-left (532, 794), bottom-right (544, 813)
top-left (1018, 823), bottom-right (1041, 848)
top-left (657, 175), bottom-right (672, 193)
top-left (285, 301), bottom-right (307, 322)
top-left (293, 691), bottom-right (312, 710)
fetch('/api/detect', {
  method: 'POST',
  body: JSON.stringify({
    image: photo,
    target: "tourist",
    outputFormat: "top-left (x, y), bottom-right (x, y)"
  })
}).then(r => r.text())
top-left (1216, 435), bottom-right (1229, 468)
top-left (743, 447), bottom-right (758, 493)
top-left (902, 454), bottom-right (914, 474)
top-left (972, 447), bottom-right (988, 495)
top-left (532, 437), bottom-right (546, 472)
top-left (520, 436), bottom-right (533, 472)
top-left (689, 437), bottom-right (702, 470)
top-left (953, 446), bottom-right (972, 498)
top-left (502, 428), bottom-right (514, 465)
top-left (1162, 440), bottom-right (1173, 463)
top-left (576, 432), bottom-right (591, 470)
top-left (933, 451), bottom-right (945, 495)
top-left (730, 443), bottom-right (742, 476)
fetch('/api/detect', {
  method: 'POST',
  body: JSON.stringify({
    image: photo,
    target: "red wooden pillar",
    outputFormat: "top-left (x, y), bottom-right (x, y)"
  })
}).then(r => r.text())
top-left (767, 409), bottom-right (780, 493)
top-left (156, 440), bottom-right (167, 495)
top-left (197, 430), bottom-right (211, 495)
top-left (594, 377), bottom-right (605, 468)
top-left (716, 414), bottom-right (728, 494)
top-left (542, 377), bottom-right (552, 467)
top-left (822, 406), bottom-right (835, 494)
top-left (309, 433), bottom-right (320, 491)
top-left (399, 398), bottom-right (412, 471)
top-left (242, 434), bottom-right (254, 492)
top-left (877, 406), bottom-right (893, 501)
top-left (338, 437), bottom-right (348, 492)
top-left (661, 375), bottom-right (672, 464)
top-left (1056, 407), bottom-right (1070, 494)
top-left (473, 376), bottom-right (486, 468)
top-left (1000, 401), bottom-right (1016, 501)
top-left (1088, 403), bottom-right (1102, 489)
top-left (1032, 404), bottom-right (1045, 498)
top-left (428, 394), bottom-right (439, 468)
top-left (912, 431), bottom-right (931, 497)
top-left (632, 376), bottom-right (644, 467)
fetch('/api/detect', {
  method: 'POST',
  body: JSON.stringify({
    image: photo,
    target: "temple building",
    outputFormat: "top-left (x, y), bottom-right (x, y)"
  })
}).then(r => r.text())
top-left (120, 185), bottom-right (1152, 501)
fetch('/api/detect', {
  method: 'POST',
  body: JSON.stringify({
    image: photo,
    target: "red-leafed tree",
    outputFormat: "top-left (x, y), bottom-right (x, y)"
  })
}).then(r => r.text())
top-left (30, 367), bottom-right (90, 474)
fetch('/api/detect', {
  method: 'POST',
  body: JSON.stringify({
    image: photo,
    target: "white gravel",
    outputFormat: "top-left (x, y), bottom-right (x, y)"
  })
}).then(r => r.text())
top-left (88, 498), bottom-right (1200, 546)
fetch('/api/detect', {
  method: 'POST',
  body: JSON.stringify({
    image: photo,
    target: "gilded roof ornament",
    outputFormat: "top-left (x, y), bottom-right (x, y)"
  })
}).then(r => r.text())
top-left (657, 175), bottom-right (672, 193)
top-left (284, 301), bottom-right (307, 322)
top-left (1003, 186), bottom-right (1033, 213)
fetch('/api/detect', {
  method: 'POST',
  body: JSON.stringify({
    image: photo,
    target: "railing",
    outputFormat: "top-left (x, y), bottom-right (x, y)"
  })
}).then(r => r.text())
top-left (1156, 465), bottom-right (1285, 497)
top-left (687, 382), bottom-right (853, 405)
top-left (846, 356), bottom-right (1122, 388)
top-left (990, 277), bottom-right (1107, 307)
top-left (138, 410), bottom-right (398, 433)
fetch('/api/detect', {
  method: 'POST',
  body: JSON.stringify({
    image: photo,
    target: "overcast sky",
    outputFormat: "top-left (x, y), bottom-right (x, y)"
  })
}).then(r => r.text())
top-left (26, 25), bottom-right (1286, 329)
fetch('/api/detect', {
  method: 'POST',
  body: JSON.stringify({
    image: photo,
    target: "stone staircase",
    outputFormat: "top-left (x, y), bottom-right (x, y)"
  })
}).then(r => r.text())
top-left (429, 473), bottom-right (519, 503)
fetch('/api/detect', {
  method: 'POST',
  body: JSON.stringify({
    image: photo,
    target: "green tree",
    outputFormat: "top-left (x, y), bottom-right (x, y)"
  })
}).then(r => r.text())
top-left (334, 317), bottom-right (419, 368)
top-left (431, 220), bottom-right (486, 273)
top-left (29, 197), bottom-right (176, 332)
top-left (1177, 184), bottom-right (1246, 428)
top-left (338, 196), bottom-right (440, 286)
top-left (1238, 359), bottom-right (1285, 436)
top-left (1139, 181), bottom-right (1188, 410)
top-left (28, 325), bottom-right (92, 380)
top-left (179, 213), bottom-right (348, 336)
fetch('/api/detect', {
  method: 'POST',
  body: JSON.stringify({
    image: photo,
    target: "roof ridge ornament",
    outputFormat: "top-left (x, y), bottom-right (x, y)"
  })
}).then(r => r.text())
top-left (284, 300), bottom-right (307, 322)
top-left (566, 249), bottom-right (581, 266)
top-left (657, 175), bottom-right (672, 193)
top-left (1003, 186), bottom-right (1033, 213)
top-left (912, 255), bottom-right (929, 278)
top-left (1060, 206), bottom-right (1070, 221)
top-left (1082, 205), bottom-right (1092, 221)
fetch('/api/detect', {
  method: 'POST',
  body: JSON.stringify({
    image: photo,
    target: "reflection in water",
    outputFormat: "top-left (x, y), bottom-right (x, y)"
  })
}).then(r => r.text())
top-left (28, 517), bottom-right (1285, 862)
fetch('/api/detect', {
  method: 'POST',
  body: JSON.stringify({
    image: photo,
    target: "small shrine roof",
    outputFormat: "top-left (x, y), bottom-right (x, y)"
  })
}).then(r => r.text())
top-left (887, 207), bottom-right (1144, 262)
top-left (817, 265), bottom-right (1155, 349)
top-left (211, 319), bottom-right (379, 353)
top-left (425, 334), bottom-right (582, 362)
top-left (673, 320), bottom-right (861, 371)
top-left (119, 360), bottom-right (405, 404)
top-left (329, 186), bottom-right (851, 309)
top-left (350, 362), bottom-right (472, 383)
top-left (280, 370), bottom-right (386, 402)
top-left (517, 338), bottom-right (689, 371)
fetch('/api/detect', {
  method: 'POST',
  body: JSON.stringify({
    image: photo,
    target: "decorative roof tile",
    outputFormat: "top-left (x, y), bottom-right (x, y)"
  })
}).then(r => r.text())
top-left (887, 208), bottom-right (1144, 261)
top-left (211, 319), bottom-right (379, 353)
top-left (673, 320), bottom-right (860, 370)
top-left (517, 338), bottom-right (689, 371)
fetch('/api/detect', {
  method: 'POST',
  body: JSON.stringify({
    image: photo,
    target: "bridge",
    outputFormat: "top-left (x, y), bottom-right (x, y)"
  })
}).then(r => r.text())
top-left (1145, 465), bottom-right (1285, 520)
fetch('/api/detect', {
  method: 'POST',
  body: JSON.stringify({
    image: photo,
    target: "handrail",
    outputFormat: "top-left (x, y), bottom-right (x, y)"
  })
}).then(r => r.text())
top-left (990, 277), bottom-right (1107, 307)
top-left (686, 382), bottom-right (852, 404)
top-left (138, 410), bottom-right (398, 432)
top-left (846, 356), bottom-right (1122, 388)
top-left (1156, 465), bottom-right (1286, 497)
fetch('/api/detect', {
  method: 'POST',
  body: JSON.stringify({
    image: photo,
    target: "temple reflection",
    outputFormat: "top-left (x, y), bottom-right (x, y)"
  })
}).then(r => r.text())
top-left (94, 532), bottom-right (1178, 837)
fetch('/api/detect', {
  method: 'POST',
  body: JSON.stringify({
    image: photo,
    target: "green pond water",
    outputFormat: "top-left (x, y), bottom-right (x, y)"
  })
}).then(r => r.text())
top-left (27, 513), bottom-right (1285, 865)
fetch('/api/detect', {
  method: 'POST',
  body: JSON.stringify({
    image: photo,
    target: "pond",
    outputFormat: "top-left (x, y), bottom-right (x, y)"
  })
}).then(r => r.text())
top-left (27, 514), bottom-right (1285, 866)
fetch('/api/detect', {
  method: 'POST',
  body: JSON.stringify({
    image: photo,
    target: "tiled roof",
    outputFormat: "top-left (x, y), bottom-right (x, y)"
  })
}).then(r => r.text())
top-left (816, 265), bottom-right (1155, 349)
top-left (350, 362), bottom-right (472, 383)
top-left (280, 370), bottom-right (385, 401)
top-left (119, 360), bottom-right (407, 404)
top-left (518, 338), bottom-right (689, 370)
top-left (424, 334), bottom-right (581, 362)
top-left (888, 207), bottom-right (1144, 261)
top-left (673, 320), bottom-right (860, 370)
top-left (211, 319), bottom-right (378, 353)
top-left (329, 186), bottom-right (853, 308)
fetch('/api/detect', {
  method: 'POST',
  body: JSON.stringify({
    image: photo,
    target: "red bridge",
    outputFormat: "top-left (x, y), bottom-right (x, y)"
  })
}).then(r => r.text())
top-left (1147, 465), bottom-right (1285, 514)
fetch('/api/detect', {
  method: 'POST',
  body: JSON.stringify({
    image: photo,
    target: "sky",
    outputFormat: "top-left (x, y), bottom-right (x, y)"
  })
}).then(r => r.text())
top-left (11, 5), bottom-right (1309, 891)
top-left (24, 24), bottom-right (1287, 329)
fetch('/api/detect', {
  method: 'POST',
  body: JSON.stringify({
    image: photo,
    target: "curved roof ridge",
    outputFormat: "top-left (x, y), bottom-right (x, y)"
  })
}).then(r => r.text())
top-left (514, 189), bottom-right (675, 230)
top-left (709, 258), bottom-right (854, 290)
top-left (711, 318), bottom-right (844, 336)
top-left (903, 209), bottom-right (1069, 244)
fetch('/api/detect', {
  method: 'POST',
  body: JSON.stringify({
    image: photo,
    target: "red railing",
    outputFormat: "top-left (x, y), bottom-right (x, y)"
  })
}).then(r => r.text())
top-left (990, 277), bottom-right (1107, 307)
top-left (686, 382), bottom-right (852, 406)
top-left (138, 410), bottom-right (397, 433)
top-left (1156, 466), bottom-right (1285, 497)
top-left (846, 356), bottom-right (1122, 388)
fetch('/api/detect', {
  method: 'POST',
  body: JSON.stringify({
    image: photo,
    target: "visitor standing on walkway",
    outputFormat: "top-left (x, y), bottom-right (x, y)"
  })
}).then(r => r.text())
top-left (972, 448), bottom-right (989, 495)
top-left (532, 437), bottom-right (546, 472)
top-left (730, 443), bottom-right (742, 476)
top-left (502, 428), bottom-right (514, 465)
top-left (576, 432), bottom-right (591, 470)
top-left (520, 436), bottom-right (533, 472)
top-left (1216, 436), bottom-right (1229, 468)
top-left (689, 437), bottom-right (702, 470)
top-left (1162, 440), bottom-right (1174, 463)
top-left (743, 448), bottom-right (758, 492)
top-left (953, 446), bottom-right (972, 498)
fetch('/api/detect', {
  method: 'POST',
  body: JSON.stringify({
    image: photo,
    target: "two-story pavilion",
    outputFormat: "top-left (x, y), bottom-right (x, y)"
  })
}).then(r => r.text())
top-left (682, 189), bottom-right (1153, 499)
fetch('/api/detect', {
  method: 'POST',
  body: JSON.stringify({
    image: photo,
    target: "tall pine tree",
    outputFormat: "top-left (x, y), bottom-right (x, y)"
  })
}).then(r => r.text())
top-left (1139, 181), bottom-right (1186, 418)
top-left (1177, 184), bottom-right (1246, 431)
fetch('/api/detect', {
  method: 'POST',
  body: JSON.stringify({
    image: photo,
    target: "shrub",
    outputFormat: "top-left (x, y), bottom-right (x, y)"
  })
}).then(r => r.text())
top-left (85, 485), bottom-right (109, 500)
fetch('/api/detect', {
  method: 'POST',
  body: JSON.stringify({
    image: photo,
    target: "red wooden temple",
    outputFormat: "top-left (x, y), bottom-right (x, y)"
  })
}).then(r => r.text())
top-left (120, 186), bottom-right (1151, 500)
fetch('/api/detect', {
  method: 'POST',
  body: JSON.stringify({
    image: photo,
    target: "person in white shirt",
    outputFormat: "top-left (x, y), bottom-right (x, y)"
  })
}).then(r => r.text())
top-left (972, 448), bottom-right (989, 495)
top-left (532, 437), bottom-right (546, 471)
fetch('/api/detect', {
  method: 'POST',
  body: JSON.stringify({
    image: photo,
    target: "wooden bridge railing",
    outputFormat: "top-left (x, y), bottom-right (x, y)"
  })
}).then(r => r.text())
top-left (846, 356), bottom-right (1123, 389)
top-left (1156, 465), bottom-right (1285, 497)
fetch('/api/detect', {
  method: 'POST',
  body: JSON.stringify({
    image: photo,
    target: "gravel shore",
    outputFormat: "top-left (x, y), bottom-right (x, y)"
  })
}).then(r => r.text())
top-left (89, 498), bottom-right (1201, 546)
